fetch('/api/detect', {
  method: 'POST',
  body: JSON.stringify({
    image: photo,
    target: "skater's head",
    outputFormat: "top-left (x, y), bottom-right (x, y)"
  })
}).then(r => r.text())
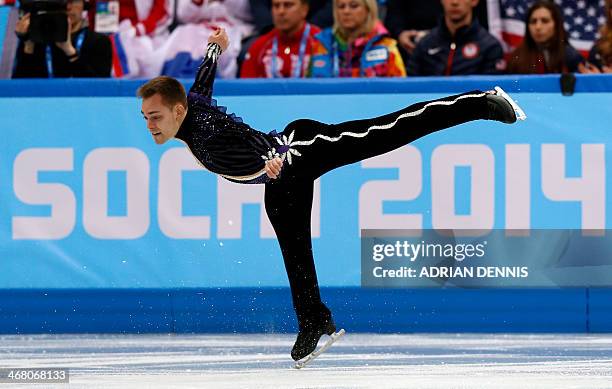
top-left (525, 0), bottom-right (565, 47)
top-left (333, 0), bottom-right (379, 41)
top-left (272, 0), bottom-right (310, 37)
top-left (441, 0), bottom-right (478, 32)
top-left (137, 76), bottom-right (188, 145)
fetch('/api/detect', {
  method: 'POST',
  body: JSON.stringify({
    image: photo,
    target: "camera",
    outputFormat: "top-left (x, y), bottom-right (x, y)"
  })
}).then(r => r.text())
top-left (20, 0), bottom-right (68, 44)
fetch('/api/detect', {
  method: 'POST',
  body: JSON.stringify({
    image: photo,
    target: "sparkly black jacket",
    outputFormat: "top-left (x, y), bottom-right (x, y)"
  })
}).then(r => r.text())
top-left (175, 43), bottom-right (275, 184)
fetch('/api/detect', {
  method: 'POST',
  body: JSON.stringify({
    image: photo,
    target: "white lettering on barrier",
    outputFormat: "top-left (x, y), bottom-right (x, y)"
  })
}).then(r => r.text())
top-left (158, 148), bottom-right (211, 239)
top-left (505, 144), bottom-right (531, 233)
top-left (541, 144), bottom-right (606, 230)
top-left (83, 148), bottom-right (150, 239)
top-left (9, 144), bottom-right (607, 240)
top-left (431, 145), bottom-right (495, 231)
top-left (12, 148), bottom-right (76, 240)
top-left (359, 146), bottom-right (423, 231)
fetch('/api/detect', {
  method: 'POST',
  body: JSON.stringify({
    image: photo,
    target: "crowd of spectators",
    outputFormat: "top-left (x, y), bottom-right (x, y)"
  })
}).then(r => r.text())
top-left (7, 0), bottom-right (612, 79)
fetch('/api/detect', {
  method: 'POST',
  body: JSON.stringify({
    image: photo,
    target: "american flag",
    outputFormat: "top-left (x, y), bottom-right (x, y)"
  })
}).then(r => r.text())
top-left (487, 0), bottom-right (607, 56)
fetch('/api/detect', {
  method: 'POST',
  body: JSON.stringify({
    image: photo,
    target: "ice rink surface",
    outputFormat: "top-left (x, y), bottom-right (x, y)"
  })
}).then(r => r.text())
top-left (2, 333), bottom-right (612, 388)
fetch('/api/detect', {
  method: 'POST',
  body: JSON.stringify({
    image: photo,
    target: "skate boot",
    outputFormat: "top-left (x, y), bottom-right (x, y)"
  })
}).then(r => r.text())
top-left (291, 318), bottom-right (337, 361)
top-left (486, 86), bottom-right (527, 123)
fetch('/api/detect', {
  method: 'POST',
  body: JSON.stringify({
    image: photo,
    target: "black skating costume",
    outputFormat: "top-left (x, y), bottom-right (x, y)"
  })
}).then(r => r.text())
top-left (174, 43), bottom-right (520, 360)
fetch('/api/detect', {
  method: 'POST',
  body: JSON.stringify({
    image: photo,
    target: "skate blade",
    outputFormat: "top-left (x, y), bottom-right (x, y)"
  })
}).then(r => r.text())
top-left (494, 86), bottom-right (527, 121)
top-left (293, 329), bottom-right (346, 369)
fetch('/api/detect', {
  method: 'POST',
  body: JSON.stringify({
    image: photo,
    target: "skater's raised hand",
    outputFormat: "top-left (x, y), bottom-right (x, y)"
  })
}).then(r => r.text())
top-left (265, 157), bottom-right (283, 179)
top-left (208, 27), bottom-right (229, 52)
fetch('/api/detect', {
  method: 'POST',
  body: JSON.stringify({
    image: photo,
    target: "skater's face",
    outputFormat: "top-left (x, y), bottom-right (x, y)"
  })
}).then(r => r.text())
top-left (441, 0), bottom-right (478, 25)
top-left (528, 7), bottom-right (555, 45)
top-left (141, 93), bottom-right (185, 145)
top-left (272, 0), bottom-right (309, 35)
top-left (335, 0), bottom-right (368, 33)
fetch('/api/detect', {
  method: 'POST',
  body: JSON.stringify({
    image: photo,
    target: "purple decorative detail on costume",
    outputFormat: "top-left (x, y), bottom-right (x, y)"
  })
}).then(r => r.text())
top-left (277, 144), bottom-right (291, 154)
top-left (188, 92), bottom-right (244, 123)
top-left (228, 113), bottom-right (243, 123)
top-left (269, 129), bottom-right (280, 136)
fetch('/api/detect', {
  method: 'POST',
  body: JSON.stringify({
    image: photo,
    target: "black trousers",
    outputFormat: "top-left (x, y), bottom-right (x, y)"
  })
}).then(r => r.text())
top-left (264, 91), bottom-right (489, 330)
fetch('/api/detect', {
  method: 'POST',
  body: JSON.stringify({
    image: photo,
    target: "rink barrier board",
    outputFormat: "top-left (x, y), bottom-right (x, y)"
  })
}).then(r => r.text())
top-left (1, 75), bottom-right (611, 333)
top-left (587, 289), bottom-right (612, 332)
top-left (1, 74), bottom-right (612, 97)
top-left (0, 288), bottom-right (590, 334)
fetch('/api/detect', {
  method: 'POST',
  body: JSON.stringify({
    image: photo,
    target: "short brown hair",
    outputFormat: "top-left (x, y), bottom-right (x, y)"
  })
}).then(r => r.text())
top-left (137, 76), bottom-right (187, 109)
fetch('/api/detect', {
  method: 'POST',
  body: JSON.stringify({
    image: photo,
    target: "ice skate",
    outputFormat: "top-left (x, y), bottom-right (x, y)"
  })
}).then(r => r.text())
top-left (292, 321), bottom-right (346, 369)
top-left (486, 86), bottom-right (527, 123)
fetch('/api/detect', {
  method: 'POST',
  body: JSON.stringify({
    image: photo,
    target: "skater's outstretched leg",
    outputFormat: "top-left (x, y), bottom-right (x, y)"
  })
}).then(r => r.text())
top-left (269, 89), bottom-right (522, 179)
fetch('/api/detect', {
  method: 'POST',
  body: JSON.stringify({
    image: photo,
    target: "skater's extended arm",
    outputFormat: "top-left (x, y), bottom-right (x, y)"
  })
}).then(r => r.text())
top-left (190, 28), bottom-right (230, 97)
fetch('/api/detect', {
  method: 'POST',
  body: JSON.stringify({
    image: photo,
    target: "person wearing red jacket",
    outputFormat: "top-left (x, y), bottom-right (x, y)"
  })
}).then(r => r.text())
top-left (241, 0), bottom-right (320, 78)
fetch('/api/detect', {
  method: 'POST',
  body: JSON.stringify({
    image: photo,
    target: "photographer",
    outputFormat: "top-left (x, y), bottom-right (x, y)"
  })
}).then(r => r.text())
top-left (13, 0), bottom-right (112, 78)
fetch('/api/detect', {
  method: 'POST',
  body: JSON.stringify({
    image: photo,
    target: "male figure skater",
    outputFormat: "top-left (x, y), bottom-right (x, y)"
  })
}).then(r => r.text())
top-left (138, 28), bottom-right (525, 363)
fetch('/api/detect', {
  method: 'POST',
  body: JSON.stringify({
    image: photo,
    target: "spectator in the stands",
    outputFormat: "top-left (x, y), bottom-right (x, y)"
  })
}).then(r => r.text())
top-left (580, 0), bottom-right (612, 74)
top-left (249, 0), bottom-right (332, 35)
top-left (13, 0), bottom-right (112, 78)
top-left (384, 0), bottom-right (488, 59)
top-left (241, 0), bottom-right (320, 78)
top-left (240, 0), bottom-right (329, 71)
top-left (507, 0), bottom-right (584, 74)
top-left (308, 0), bottom-right (406, 77)
top-left (407, 0), bottom-right (503, 76)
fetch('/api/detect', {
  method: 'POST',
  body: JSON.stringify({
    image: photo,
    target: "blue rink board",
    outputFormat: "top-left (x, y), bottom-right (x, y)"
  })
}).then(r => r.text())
top-left (0, 75), bottom-right (611, 333)
top-left (0, 288), bottom-right (589, 333)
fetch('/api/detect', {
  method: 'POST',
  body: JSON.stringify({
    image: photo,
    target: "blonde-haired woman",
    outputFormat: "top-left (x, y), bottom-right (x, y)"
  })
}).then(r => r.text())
top-left (308, 0), bottom-right (406, 77)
